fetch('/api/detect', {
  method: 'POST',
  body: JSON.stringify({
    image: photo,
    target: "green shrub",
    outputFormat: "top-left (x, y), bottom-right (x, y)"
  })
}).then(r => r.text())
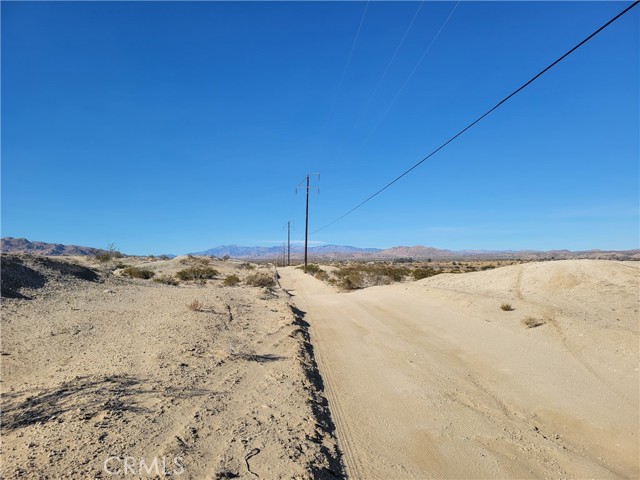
top-left (94, 243), bottom-right (124, 263)
top-left (223, 274), bottom-right (241, 286)
top-left (332, 263), bottom-right (408, 288)
top-left (338, 272), bottom-right (363, 290)
top-left (412, 268), bottom-right (441, 280)
top-left (153, 275), bottom-right (179, 286)
top-left (246, 273), bottom-right (275, 287)
top-left (176, 266), bottom-right (219, 281)
top-left (315, 270), bottom-right (330, 281)
top-left (121, 266), bottom-right (155, 279)
top-left (94, 252), bottom-right (113, 263)
top-left (300, 263), bottom-right (322, 274)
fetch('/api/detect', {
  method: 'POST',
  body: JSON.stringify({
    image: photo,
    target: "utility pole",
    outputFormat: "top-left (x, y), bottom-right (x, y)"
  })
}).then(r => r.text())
top-left (296, 174), bottom-right (319, 273)
top-left (283, 221), bottom-right (294, 266)
top-left (286, 221), bottom-right (291, 266)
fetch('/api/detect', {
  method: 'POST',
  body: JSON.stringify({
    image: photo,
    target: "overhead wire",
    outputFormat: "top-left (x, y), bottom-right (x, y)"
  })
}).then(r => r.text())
top-left (351, 1), bottom-right (425, 130)
top-left (312, 0), bottom-right (639, 235)
top-left (358, 1), bottom-right (461, 149)
top-left (322, 1), bottom-right (370, 130)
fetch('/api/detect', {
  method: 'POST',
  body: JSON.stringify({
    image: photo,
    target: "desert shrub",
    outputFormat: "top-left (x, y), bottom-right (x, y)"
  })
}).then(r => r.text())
top-left (94, 252), bottom-right (113, 263)
top-left (337, 272), bottom-right (363, 290)
top-left (300, 263), bottom-right (322, 274)
top-left (176, 266), bottom-right (219, 281)
top-left (412, 268), bottom-right (441, 280)
top-left (500, 303), bottom-right (515, 311)
top-left (239, 262), bottom-right (255, 270)
top-left (481, 264), bottom-right (496, 271)
top-left (159, 254), bottom-right (170, 260)
top-left (315, 270), bottom-right (330, 281)
top-left (188, 299), bottom-right (204, 311)
top-left (333, 263), bottom-right (408, 288)
top-left (153, 275), bottom-right (179, 286)
top-left (95, 243), bottom-right (124, 263)
top-left (246, 273), bottom-right (275, 287)
top-left (121, 266), bottom-right (155, 279)
top-left (522, 316), bottom-right (544, 328)
top-left (223, 274), bottom-right (241, 286)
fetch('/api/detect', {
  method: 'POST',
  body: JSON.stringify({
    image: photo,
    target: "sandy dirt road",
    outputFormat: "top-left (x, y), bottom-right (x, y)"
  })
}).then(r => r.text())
top-left (278, 261), bottom-right (639, 479)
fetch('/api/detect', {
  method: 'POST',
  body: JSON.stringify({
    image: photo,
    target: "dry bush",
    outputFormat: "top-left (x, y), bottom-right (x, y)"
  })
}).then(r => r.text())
top-left (223, 274), bottom-right (241, 286)
top-left (522, 317), bottom-right (545, 328)
top-left (315, 270), bottom-right (330, 281)
top-left (187, 299), bottom-right (204, 312)
top-left (500, 303), bottom-right (515, 311)
top-left (153, 275), bottom-right (179, 286)
top-left (245, 273), bottom-right (275, 287)
top-left (299, 264), bottom-right (322, 274)
top-left (412, 267), bottom-right (441, 280)
top-left (121, 266), bottom-right (155, 279)
top-left (176, 266), bottom-right (219, 281)
top-left (332, 263), bottom-right (408, 289)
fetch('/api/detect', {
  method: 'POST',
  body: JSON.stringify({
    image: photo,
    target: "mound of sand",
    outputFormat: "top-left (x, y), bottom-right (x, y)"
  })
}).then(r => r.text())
top-left (1, 256), bottom-right (343, 479)
top-left (1, 254), bottom-right (101, 299)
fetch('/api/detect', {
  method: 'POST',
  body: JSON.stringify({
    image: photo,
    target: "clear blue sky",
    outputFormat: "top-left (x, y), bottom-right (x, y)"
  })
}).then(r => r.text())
top-left (2, 1), bottom-right (638, 255)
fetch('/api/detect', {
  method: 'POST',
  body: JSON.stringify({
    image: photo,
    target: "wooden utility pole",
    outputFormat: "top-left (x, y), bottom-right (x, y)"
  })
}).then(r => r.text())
top-left (286, 221), bottom-right (291, 266)
top-left (296, 174), bottom-right (319, 273)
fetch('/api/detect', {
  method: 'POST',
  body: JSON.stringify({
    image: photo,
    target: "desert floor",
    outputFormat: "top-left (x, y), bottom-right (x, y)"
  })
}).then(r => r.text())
top-left (1, 255), bottom-right (342, 479)
top-left (2, 256), bottom-right (638, 479)
top-left (278, 260), bottom-right (639, 479)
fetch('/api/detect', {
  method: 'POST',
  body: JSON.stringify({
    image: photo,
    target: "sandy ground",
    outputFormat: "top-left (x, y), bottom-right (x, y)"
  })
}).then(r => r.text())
top-left (278, 260), bottom-right (639, 479)
top-left (1, 255), bottom-right (343, 479)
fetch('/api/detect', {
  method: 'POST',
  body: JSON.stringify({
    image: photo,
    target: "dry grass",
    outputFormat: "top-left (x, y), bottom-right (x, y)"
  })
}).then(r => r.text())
top-left (500, 303), bottom-right (515, 311)
top-left (187, 299), bottom-right (204, 312)
top-left (522, 317), bottom-right (545, 328)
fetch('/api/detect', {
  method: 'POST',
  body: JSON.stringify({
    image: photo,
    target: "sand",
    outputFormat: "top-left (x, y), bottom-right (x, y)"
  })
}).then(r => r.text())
top-left (278, 260), bottom-right (639, 479)
top-left (1, 255), bottom-right (342, 479)
top-left (2, 255), bottom-right (638, 479)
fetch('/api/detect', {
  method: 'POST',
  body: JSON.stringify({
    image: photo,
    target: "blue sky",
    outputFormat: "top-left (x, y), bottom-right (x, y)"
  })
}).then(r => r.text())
top-left (2, 1), bottom-right (638, 255)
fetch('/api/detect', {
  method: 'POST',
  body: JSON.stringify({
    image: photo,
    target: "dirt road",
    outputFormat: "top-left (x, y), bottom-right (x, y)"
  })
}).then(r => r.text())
top-left (278, 261), bottom-right (639, 479)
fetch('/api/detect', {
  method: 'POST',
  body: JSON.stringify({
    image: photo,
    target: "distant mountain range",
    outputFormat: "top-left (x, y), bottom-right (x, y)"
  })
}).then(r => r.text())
top-left (1, 237), bottom-right (106, 256)
top-left (193, 244), bottom-right (382, 258)
top-left (2, 237), bottom-right (638, 261)
top-left (193, 243), bottom-right (639, 261)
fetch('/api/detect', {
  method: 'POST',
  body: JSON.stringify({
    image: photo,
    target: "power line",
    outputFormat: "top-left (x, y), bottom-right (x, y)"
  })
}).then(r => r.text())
top-left (313, 1), bottom-right (639, 235)
top-left (352, 1), bottom-right (424, 130)
top-left (357, 1), bottom-right (460, 150)
top-left (323, 1), bottom-right (370, 129)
